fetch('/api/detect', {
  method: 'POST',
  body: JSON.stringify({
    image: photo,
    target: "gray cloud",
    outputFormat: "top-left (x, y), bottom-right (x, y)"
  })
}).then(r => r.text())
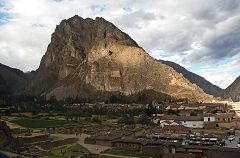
top-left (113, 10), bottom-right (157, 29)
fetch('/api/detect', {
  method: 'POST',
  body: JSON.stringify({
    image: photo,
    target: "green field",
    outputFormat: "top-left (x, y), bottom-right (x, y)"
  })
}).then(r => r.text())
top-left (104, 147), bottom-right (148, 158)
top-left (47, 143), bottom-right (90, 158)
top-left (11, 118), bottom-right (72, 128)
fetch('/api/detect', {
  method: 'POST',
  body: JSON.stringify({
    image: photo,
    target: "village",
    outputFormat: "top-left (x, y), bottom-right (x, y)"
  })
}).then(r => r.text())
top-left (1, 101), bottom-right (240, 158)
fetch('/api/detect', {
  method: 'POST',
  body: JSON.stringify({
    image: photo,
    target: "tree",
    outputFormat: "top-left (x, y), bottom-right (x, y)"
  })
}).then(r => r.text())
top-left (145, 103), bottom-right (157, 117)
top-left (109, 95), bottom-right (118, 103)
top-left (137, 114), bottom-right (151, 125)
top-left (167, 109), bottom-right (179, 115)
top-left (118, 115), bottom-right (135, 125)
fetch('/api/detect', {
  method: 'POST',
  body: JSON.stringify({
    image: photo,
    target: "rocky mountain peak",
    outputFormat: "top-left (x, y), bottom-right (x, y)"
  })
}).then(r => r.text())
top-left (27, 15), bottom-right (213, 102)
top-left (40, 15), bottom-right (139, 75)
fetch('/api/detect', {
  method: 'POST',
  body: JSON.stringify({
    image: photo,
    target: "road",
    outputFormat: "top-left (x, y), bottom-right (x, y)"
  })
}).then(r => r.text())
top-left (225, 136), bottom-right (240, 148)
top-left (52, 134), bottom-right (140, 157)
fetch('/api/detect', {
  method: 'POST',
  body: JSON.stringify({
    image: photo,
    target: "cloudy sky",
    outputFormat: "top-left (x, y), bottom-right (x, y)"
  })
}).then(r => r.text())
top-left (0, 0), bottom-right (239, 89)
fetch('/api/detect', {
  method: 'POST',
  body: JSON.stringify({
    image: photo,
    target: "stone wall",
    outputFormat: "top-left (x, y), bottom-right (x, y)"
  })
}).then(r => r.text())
top-left (16, 134), bottom-right (49, 144)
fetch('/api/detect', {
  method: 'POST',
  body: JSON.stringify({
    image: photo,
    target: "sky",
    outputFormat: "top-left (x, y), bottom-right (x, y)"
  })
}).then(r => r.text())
top-left (0, 0), bottom-right (239, 89)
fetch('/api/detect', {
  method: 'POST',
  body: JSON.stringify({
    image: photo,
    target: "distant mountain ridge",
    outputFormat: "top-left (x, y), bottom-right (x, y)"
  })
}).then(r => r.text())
top-left (0, 63), bottom-right (28, 95)
top-left (160, 60), bottom-right (222, 97)
top-left (222, 76), bottom-right (240, 101)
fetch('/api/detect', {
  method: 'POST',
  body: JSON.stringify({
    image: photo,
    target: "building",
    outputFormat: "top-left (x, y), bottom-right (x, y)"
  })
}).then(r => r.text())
top-left (63, 124), bottom-right (82, 134)
top-left (215, 113), bottom-right (234, 123)
top-left (91, 135), bottom-right (120, 146)
top-left (204, 114), bottom-right (215, 122)
top-left (203, 114), bottom-right (216, 129)
top-left (163, 125), bottom-right (191, 135)
top-left (153, 115), bottom-right (204, 129)
top-left (163, 153), bottom-right (195, 158)
top-left (177, 116), bottom-right (204, 128)
top-left (142, 140), bottom-right (182, 157)
top-left (112, 139), bottom-right (142, 150)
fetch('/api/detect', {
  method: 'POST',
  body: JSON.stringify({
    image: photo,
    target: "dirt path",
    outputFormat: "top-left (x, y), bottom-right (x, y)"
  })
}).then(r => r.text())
top-left (51, 134), bottom-right (111, 154)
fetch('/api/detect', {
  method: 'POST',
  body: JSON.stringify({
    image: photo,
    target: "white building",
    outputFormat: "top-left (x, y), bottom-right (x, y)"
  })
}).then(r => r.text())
top-left (153, 115), bottom-right (204, 129)
top-left (203, 114), bottom-right (215, 122)
top-left (177, 116), bottom-right (204, 128)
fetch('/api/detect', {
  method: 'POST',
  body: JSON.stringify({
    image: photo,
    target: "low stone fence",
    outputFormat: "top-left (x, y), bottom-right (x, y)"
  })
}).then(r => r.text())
top-left (42, 138), bottom-right (78, 149)
top-left (16, 134), bottom-right (50, 144)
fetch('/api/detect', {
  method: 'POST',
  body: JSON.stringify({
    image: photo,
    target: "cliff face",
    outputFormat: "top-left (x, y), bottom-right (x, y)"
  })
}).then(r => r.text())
top-left (222, 76), bottom-right (240, 101)
top-left (27, 15), bottom-right (213, 102)
top-left (0, 63), bottom-right (28, 95)
top-left (160, 60), bottom-right (222, 97)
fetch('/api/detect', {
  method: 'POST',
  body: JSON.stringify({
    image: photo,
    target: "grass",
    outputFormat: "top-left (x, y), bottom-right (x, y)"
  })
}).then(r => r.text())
top-left (97, 155), bottom-right (116, 158)
top-left (10, 118), bottom-right (72, 128)
top-left (11, 112), bottom-right (33, 117)
top-left (47, 143), bottom-right (90, 158)
top-left (104, 147), bottom-right (148, 158)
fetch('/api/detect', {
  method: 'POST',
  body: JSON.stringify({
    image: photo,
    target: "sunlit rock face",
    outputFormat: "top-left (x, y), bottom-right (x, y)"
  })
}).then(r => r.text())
top-left (27, 15), bottom-right (213, 102)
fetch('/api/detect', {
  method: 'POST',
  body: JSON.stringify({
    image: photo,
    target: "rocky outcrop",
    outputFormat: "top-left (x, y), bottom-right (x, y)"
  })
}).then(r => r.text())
top-left (160, 60), bottom-right (222, 97)
top-left (222, 76), bottom-right (240, 101)
top-left (0, 63), bottom-right (29, 95)
top-left (26, 15), bottom-right (213, 102)
top-left (0, 121), bottom-right (14, 151)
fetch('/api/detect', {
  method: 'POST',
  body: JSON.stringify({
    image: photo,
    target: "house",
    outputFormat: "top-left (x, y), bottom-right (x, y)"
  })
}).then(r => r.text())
top-left (112, 139), bottom-right (142, 150)
top-left (152, 115), bottom-right (177, 124)
top-left (142, 140), bottom-right (182, 157)
top-left (163, 125), bottom-right (191, 135)
top-left (91, 135), bottom-right (121, 146)
top-left (215, 113), bottom-right (234, 123)
top-left (183, 145), bottom-right (240, 158)
top-left (176, 116), bottom-right (204, 128)
top-left (203, 114), bottom-right (216, 129)
top-left (204, 114), bottom-right (215, 122)
top-left (159, 120), bottom-right (181, 128)
top-left (63, 124), bottom-right (82, 134)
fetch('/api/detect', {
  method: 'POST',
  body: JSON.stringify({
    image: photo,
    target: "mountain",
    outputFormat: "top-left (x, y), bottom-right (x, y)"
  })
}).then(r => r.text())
top-left (222, 76), bottom-right (240, 101)
top-left (0, 63), bottom-right (28, 95)
top-left (160, 60), bottom-right (222, 97)
top-left (26, 15), bottom-right (213, 102)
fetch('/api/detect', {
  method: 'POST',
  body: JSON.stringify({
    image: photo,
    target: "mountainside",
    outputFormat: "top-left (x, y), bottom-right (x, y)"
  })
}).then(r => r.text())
top-left (26, 15), bottom-right (213, 102)
top-left (160, 60), bottom-right (222, 97)
top-left (0, 63), bottom-right (28, 95)
top-left (222, 76), bottom-right (240, 101)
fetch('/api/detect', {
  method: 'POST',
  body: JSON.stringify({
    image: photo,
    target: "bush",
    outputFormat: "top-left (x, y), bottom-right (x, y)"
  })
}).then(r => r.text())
top-left (91, 116), bottom-right (102, 123)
